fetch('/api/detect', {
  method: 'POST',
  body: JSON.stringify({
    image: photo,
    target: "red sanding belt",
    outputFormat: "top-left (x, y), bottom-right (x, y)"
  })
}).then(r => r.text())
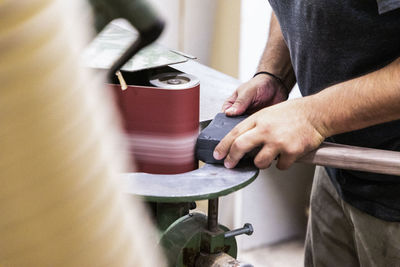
top-left (110, 72), bottom-right (199, 174)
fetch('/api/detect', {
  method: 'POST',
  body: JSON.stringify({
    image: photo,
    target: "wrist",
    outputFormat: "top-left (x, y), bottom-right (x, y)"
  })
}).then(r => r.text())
top-left (256, 63), bottom-right (296, 92)
top-left (254, 71), bottom-right (285, 85)
top-left (304, 94), bottom-right (333, 139)
top-left (253, 71), bottom-right (289, 95)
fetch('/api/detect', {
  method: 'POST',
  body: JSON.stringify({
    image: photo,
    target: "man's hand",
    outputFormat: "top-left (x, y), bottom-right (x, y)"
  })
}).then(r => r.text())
top-left (214, 98), bottom-right (326, 170)
top-left (222, 75), bottom-right (288, 116)
top-left (214, 56), bottom-right (400, 170)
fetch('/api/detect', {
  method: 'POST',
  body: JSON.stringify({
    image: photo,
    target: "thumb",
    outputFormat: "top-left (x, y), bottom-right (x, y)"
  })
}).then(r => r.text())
top-left (225, 93), bottom-right (252, 116)
top-left (221, 92), bottom-right (238, 112)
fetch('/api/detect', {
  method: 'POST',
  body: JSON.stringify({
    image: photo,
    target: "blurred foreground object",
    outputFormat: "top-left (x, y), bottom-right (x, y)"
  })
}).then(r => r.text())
top-left (0, 0), bottom-right (164, 266)
top-left (89, 0), bottom-right (164, 79)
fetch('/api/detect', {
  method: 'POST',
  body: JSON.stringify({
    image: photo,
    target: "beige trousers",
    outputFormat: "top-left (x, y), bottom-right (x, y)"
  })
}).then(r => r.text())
top-left (305, 166), bottom-right (400, 267)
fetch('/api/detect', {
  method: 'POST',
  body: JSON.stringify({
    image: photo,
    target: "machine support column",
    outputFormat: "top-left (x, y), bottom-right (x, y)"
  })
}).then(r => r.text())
top-left (207, 198), bottom-right (219, 232)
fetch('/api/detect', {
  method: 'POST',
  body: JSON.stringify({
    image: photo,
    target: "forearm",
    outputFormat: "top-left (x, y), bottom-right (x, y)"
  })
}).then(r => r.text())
top-left (257, 12), bottom-right (296, 92)
top-left (308, 57), bottom-right (400, 138)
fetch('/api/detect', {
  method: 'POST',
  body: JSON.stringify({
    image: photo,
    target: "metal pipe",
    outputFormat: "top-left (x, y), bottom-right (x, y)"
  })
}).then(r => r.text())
top-left (224, 223), bottom-right (254, 238)
top-left (298, 141), bottom-right (400, 176)
top-left (208, 198), bottom-right (219, 232)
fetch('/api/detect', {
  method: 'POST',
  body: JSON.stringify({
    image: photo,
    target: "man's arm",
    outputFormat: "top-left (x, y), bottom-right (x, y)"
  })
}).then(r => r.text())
top-left (214, 57), bottom-right (400, 170)
top-left (255, 12), bottom-right (296, 90)
top-left (312, 57), bottom-right (400, 137)
top-left (222, 13), bottom-right (295, 116)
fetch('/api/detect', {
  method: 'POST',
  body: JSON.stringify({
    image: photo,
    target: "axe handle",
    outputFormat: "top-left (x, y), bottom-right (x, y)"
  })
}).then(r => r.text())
top-left (298, 142), bottom-right (400, 176)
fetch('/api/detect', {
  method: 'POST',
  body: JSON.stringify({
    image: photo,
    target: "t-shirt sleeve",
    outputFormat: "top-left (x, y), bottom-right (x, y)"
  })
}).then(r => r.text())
top-left (376, 0), bottom-right (400, 14)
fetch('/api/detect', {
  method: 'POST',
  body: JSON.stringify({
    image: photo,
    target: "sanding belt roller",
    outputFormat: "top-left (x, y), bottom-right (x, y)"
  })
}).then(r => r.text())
top-left (113, 73), bottom-right (256, 174)
top-left (111, 72), bottom-right (200, 174)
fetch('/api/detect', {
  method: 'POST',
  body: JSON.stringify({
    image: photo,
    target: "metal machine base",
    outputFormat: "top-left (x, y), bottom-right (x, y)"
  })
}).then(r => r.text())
top-left (122, 163), bottom-right (258, 266)
top-left (159, 213), bottom-right (237, 266)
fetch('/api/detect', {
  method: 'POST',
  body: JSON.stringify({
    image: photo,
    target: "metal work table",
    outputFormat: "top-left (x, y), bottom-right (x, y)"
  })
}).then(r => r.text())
top-left (122, 164), bottom-right (257, 202)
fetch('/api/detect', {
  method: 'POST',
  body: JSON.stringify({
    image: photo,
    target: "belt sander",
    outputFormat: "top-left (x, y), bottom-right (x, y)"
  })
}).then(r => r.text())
top-left (86, 3), bottom-right (400, 267)
top-left (85, 8), bottom-right (257, 267)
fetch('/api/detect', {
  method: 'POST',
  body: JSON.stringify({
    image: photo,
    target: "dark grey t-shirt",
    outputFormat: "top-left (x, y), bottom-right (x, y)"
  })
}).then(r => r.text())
top-left (268, 0), bottom-right (400, 221)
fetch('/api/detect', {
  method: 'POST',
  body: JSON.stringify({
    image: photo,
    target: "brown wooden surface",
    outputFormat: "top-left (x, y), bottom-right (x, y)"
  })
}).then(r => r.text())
top-left (298, 142), bottom-right (400, 176)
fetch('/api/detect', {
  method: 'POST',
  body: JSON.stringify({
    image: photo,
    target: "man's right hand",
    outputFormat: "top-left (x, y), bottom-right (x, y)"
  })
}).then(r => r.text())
top-left (222, 74), bottom-right (288, 116)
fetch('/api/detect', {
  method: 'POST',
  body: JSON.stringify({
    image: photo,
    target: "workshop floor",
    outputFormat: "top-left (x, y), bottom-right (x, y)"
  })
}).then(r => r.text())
top-left (238, 238), bottom-right (304, 267)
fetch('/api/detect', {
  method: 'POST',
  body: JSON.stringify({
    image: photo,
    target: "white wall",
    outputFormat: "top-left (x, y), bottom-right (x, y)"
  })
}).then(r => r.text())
top-left (147, 0), bottom-right (181, 49)
top-left (239, 0), bottom-right (272, 81)
top-left (238, 0), bottom-right (301, 98)
top-left (147, 0), bottom-right (216, 65)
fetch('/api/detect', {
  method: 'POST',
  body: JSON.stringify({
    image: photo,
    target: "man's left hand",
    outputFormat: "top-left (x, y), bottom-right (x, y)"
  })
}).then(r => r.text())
top-left (213, 98), bottom-right (326, 169)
